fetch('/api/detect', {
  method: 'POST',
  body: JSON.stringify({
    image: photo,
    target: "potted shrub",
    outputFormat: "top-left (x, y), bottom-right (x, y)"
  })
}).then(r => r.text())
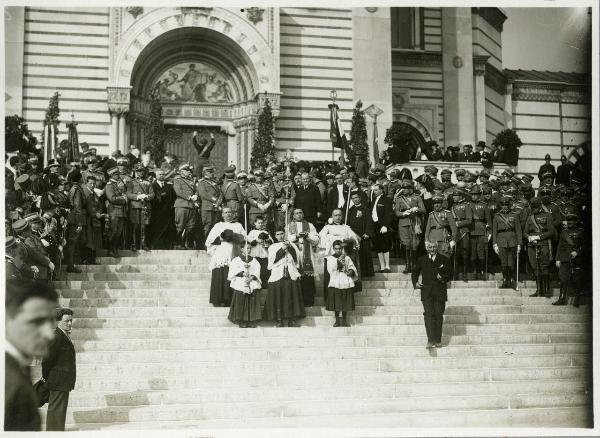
top-left (492, 129), bottom-right (522, 166)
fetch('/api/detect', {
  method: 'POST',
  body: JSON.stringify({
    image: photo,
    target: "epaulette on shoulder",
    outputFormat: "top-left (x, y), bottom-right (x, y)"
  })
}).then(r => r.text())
top-left (444, 209), bottom-right (451, 212)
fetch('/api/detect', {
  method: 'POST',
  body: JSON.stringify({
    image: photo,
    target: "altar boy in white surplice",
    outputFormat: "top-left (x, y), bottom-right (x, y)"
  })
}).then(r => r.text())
top-left (318, 208), bottom-right (361, 296)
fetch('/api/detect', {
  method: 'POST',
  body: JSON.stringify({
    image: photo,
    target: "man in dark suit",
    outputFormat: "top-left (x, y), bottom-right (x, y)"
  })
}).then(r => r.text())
top-left (325, 174), bottom-right (349, 219)
top-left (294, 172), bottom-right (323, 227)
top-left (411, 241), bottom-right (453, 349)
top-left (5, 280), bottom-right (58, 431)
top-left (42, 308), bottom-right (77, 431)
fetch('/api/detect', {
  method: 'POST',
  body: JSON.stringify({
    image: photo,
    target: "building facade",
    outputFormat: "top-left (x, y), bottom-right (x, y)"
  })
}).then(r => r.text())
top-left (4, 6), bottom-right (591, 179)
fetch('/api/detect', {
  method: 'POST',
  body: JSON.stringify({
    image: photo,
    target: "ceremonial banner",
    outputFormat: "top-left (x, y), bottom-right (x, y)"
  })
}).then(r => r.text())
top-left (329, 103), bottom-right (348, 150)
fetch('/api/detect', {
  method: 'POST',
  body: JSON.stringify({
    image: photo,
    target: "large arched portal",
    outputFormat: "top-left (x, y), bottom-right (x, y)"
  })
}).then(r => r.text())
top-left (128, 26), bottom-right (259, 173)
top-left (106, 7), bottom-right (280, 172)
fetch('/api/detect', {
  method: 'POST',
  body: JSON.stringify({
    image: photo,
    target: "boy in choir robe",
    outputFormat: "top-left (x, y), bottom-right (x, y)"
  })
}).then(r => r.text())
top-left (227, 240), bottom-right (263, 328)
top-left (319, 208), bottom-right (361, 297)
top-left (263, 229), bottom-right (306, 327)
top-left (287, 208), bottom-right (320, 307)
top-left (346, 190), bottom-right (375, 279)
top-left (247, 215), bottom-right (272, 287)
top-left (206, 207), bottom-right (246, 306)
top-left (326, 240), bottom-right (358, 327)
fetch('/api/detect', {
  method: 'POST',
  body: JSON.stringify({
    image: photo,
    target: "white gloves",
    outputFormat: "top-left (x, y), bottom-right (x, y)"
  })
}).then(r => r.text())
top-left (449, 240), bottom-right (455, 249)
top-left (493, 244), bottom-right (499, 254)
top-left (381, 226), bottom-right (388, 234)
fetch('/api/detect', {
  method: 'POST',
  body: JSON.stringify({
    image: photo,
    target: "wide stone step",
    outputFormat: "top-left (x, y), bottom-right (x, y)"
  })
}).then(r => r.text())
top-left (39, 392), bottom-right (588, 425)
top-left (58, 272), bottom-right (413, 281)
top-left (69, 367), bottom-right (588, 391)
top-left (64, 379), bottom-right (588, 407)
top-left (69, 332), bottom-right (590, 351)
top-left (63, 309), bottom-right (591, 326)
top-left (72, 366), bottom-right (588, 393)
top-left (56, 296), bottom-right (588, 315)
top-left (55, 287), bottom-right (561, 301)
top-left (71, 354), bottom-right (588, 377)
top-left (68, 322), bottom-right (590, 339)
top-left (71, 343), bottom-right (590, 364)
top-left (58, 406), bottom-right (592, 429)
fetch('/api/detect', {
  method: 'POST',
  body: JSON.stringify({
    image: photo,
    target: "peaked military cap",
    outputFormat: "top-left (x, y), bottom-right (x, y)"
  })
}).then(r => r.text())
top-left (470, 185), bottom-right (481, 195)
top-left (432, 194), bottom-right (444, 202)
top-left (224, 165), bottom-right (236, 176)
top-left (424, 165), bottom-right (438, 176)
top-left (455, 168), bottom-right (466, 177)
top-left (6, 236), bottom-right (18, 250)
top-left (401, 181), bottom-right (413, 189)
top-left (521, 174), bottom-right (534, 183)
top-left (12, 219), bottom-right (29, 234)
top-left (179, 163), bottom-right (192, 171)
top-left (440, 168), bottom-right (452, 175)
top-left (106, 166), bottom-right (119, 176)
top-left (541, 171), bottom-right (554, 180)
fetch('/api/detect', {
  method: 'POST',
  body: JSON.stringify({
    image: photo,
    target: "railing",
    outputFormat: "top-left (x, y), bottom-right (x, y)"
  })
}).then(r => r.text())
top-left (387, 160), bottom-right (516, 183)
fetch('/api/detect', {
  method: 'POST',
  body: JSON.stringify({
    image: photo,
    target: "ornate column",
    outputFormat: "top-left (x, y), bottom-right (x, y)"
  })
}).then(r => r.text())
top-left (107, 86), bottom-right (131, 152)
top-left (473, 55), bottom-right (488, 143)
top-left (109, 113), bottom-right (119, 154)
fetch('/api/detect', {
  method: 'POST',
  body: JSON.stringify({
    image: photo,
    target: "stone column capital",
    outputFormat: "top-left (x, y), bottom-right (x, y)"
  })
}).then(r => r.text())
top-left (107, 86), bottom-right (132, 115)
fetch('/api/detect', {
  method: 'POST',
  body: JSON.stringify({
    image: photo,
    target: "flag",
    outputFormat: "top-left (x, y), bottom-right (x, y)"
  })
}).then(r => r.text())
top-left (329, 103), bottom-right (348, 150)
top-left (373, 119), bottom-right (380, 163)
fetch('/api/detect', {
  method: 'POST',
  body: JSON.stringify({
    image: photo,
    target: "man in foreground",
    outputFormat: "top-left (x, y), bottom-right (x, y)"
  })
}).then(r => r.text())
top-left (5, 280), bottom-right (58, 431)
top-left (411, 241), bottom-right (453, 349)
top-left (42, 307), bottom-right (77, 431)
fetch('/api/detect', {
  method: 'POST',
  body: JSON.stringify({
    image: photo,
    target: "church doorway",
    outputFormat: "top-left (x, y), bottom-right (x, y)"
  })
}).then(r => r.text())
top-left (163, 126), bottom-right (228, 176)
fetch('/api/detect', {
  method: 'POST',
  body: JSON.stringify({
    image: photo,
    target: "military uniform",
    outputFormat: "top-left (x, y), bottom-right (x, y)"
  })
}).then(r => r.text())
top-left (468, 186), bottom-right (491, 279)
top-left (173, 164), bottom-right (199, 248)
top-left (553, 213), bottom-right (585, 305)
top-left (13, 220), bottom-right (53, 281)
top-left (424, 196), bottom-right (458, 258)
top-left (523, 198), bottom-right (556, 297)
top-left (246, 175), bottom-right (275, 230)
top-left (221, 167), bottom-right (245, 223)
top-left (105, 168), bottom-right (129, 256)
top-left (492, 198), bottom-right (522, 289)
top-left (394, 182), bottom-right (425, 272)
top-left (450, 190), bottom-right (473, 278)
top-left (196, 167), bottom-right (222, 244)
top-left (126, 170), bottom-right (155, 250)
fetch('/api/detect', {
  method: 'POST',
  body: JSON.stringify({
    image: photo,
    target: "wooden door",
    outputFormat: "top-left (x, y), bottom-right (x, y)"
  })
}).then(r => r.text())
top-left (163, 125), bottom-right (228, 176)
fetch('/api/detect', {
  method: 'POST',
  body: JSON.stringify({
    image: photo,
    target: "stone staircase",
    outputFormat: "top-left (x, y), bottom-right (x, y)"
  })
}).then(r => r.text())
top-left (39, 250), bottom-right (592, 430)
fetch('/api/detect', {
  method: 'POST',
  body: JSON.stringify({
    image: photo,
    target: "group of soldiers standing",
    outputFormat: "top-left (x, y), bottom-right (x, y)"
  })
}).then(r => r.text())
top-left (5, 146), bottom-right (590, 308)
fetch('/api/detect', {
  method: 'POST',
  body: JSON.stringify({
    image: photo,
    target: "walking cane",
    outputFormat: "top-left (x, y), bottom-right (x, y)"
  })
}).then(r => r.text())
top-left (515, 247), bottom-right (520, 291)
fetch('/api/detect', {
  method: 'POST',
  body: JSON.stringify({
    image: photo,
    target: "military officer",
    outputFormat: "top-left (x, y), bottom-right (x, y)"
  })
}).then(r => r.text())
top-left (12, 219), bottom-right (54, 281)
top-left (81, 156), bottom-right (106, 193)
top-left (196, 165), bottom-right (222, 247)
top-left (468, 185), bottom-right (491, 280)
top-left (126, 164), bottom-right (155, 251)
top-left (553, 211), bottom-right (585, 306)
top-left (104, 167), bottom-right (129, 257)
top-left (424, 194), bottom-right (458, 259)
top-left (492, 196), bottom-right (522, 289)
top-left (246, 169), bottom-right (274, 231)
top-left (450, 188), bottom-right (473, 280)
top-left (173, 163), bottom-right (200, 249)
top-left (394, 180), bottom-right (426, 273)
top-left (221, 165), bottom-right (244, 223)
top-left (523, 197), bottom-right (557, 298)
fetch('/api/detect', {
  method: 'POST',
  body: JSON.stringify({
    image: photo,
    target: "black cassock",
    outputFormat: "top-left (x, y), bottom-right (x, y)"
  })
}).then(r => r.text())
top-left (346, 204), bottom-right (375, 284)
top-left (149, 180), bottom-right (177, 249)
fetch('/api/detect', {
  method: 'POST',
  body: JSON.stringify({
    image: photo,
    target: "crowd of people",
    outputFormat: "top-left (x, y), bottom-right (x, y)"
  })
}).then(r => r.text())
top-left (5, 138), bottom-right (591, 326)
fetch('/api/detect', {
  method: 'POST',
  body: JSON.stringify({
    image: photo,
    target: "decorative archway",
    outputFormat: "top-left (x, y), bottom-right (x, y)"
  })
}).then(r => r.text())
top-left (392, 112), bottom-right (434, 143)
top-left (112, 7), bottom-right (275, 92)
